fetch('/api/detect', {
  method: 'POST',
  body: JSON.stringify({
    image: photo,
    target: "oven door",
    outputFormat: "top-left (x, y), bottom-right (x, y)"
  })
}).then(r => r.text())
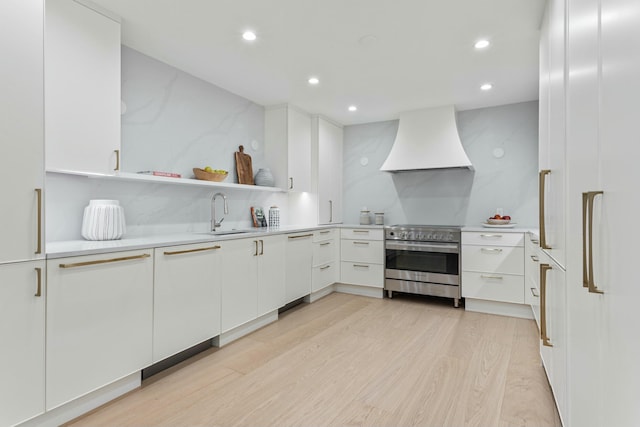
top-left (385, 241), bottom-right (459, 285)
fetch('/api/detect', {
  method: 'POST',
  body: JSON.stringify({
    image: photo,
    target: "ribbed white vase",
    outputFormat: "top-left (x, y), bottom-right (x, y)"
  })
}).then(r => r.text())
top-left (81, 200), bottom-right (126, 241)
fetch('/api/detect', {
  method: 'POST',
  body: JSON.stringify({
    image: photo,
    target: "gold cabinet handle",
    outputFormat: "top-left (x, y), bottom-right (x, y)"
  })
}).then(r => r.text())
top-left (530, 287), bottom-right (539, 298)
top-left (114, 149), bottom-right (120, 171)
top-left (320, 242), bottom-right (331, 246)
top-left (353, 241), bottom-right (370, 245)
top-left (320, 230), bottom-right (331, 234)
top-left (260, 239), bottom-right (264, 255)
top-left (353, 264), bottom-right (369, 268)
top-left (289, 177), bottom-right (293, 190)
top-left (34, 188), bottom-right (42, 255)
top-left (288, 233), bottom-right (313, 239)
top-left (530, 255), bottom-right (539, 262)
top-left (34, 267), bottom-right (42, 297)
top-left (540, 263), bottom-right (553, 347)
top-left (539, 169), bottom-right (552, 249)
top-left (480, 274), bottom-right (503, 280)
top-left (586, 191), bottom-right (604, 294)
top-left (353, 230), bottom-right (370, 234)
top-left (480, 247), bottom-right (503, 253)
top-left (164, 245), bottom-right (221, 256)
top-left (253, 240), bottom-right (259, 256)
top-left (329, 200), bottom-right (333, 223)
top-left (480, 234), bottom-right (503, 238)
top-left (59, 253), bottom-right (150, 268)
top-left (320, 265), bottom-right (331, 270)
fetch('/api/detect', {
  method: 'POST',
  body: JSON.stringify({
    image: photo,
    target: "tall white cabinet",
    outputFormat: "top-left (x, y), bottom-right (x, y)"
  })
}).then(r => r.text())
top-left (45, 0), bottom-right (121, 175)
top-left (313, 116), bottom-right (343, 225)
top-left (0, 1), bottom-right (46, 425)
top-left (541, 0), bottom-right (640, 424)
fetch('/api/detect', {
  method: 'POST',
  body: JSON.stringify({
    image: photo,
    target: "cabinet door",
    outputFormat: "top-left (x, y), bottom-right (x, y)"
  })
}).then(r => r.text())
top-left (257, 235), bottom-right (286, 316)
top-left (0, 261), bottom-right (45, 427)
top-left (46, 250), bottom-right (153, 410)
top-left (287, 108), bottom-right (312, 192)
top-left (317, 118), bottom-right (343, 224)
top-left (0, 0), bottom-right (44, 263)
top-left (285, 233), bottom-right (313, 303)
top-left (219, 238), bottom-right (258, 332)
top-left (153, 243), bottom-right (222, 363)
top-left (45, 0), bottom-right (121, 174)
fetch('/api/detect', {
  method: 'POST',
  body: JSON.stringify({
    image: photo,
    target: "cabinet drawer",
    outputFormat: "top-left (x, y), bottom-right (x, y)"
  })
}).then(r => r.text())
top-left (313, 228), bottom-right (336, 242)
top-left (341, 239), bottom-right (383, 264)
top-left (312, 262), bottom-right (337, 292)
top-left (462, 231), bottom-right (524, 247)
top-left (462, 245), bottom-right (524, 275)
top-left (461, 271), bottom-right (524, 304)
top-left (340, 228), bottom-right (383, 241)
top-left (340, 262), bottom-right (383, 288)
top-left (313, 239), bottom-right (337, 266)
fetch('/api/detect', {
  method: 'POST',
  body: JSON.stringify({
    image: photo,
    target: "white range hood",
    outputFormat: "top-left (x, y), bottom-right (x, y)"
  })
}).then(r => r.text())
top-left (380, 105), bottom-right (473, 171)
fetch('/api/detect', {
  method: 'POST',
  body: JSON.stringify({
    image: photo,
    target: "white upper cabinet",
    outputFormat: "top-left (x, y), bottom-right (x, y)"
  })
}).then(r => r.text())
top-left (265, 105), bottom-right (312, 192)
top-left (45, 0), bottom-right (121, 175)
top-left (0, 0), bottom-right (44, 263)
top-left (314, 116), bottom-right (343, 225)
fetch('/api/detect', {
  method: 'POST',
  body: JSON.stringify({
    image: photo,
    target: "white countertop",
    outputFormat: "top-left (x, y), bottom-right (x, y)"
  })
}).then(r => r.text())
top-left (462, 225), bottom-right (539, 234)
top-left (46, 224), bottom-right (384, 259)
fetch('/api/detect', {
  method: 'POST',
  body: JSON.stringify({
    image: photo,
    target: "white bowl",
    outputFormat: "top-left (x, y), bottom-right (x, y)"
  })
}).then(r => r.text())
top-left (486, 218), bottom-right (511, 225)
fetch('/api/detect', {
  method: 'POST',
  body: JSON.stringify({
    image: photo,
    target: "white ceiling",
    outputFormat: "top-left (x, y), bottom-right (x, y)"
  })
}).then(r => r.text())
top-left (91, 0), bottom-right (546, 125)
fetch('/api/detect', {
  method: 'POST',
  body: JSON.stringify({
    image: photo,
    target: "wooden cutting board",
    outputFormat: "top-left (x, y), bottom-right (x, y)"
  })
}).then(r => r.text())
top-left (235, 145), bottom-right (254, 185)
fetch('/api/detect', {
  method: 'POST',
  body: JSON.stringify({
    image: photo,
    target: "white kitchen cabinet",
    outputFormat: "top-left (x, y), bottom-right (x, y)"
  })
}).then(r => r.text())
top-left (538, 252), bottom-right (567, 425)
top-left (461, 231), bottom-right (525, 305)
top-left (153, 243), bottom-right (222, 363)
top-left (314, 116), bottom-right (343, 224)
top-left (312, 229), bottom-right (338, 292)
top-left (339, 228), bottom-right (384, 288)
top-left (524, 233), bottom-right (541, 327)
top-left (45, 0), bottom-right (121, 175)
top-left (46, 250), bottom-right (153, 410)
top-left (0, 0), bottom-right (44, 264)
top-left (285, 232), bottom-right (313, 303)
top-left (0, 261), bottom-right (45, 427)
top-left (265, 105), bottom-right (311, 192)
top-left (220, 236), bottom-right (285, 333)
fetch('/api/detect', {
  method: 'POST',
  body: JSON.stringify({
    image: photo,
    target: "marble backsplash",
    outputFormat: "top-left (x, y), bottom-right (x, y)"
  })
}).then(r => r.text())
top-left (342, 101), bottom-right (539, 227)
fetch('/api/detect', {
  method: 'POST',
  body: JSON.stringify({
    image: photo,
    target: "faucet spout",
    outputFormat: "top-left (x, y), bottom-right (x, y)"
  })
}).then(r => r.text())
top-left (211, 192), bottom-right (229, 231)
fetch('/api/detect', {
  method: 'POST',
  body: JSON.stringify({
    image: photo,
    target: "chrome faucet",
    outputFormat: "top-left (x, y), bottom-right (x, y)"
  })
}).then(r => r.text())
top-left (211, 192), bottom-right (229, 231)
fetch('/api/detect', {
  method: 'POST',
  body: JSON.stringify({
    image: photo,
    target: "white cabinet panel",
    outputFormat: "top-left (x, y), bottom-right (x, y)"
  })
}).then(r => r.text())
top-left (257, 235), bottom-right (286, 317)
top-left (0, 0), bottom-right (44, 263)
top-left (46, 250), bottom-right (153, 410)
top-left (340, 262), bottom-right (384, 288)
top-left (340, 240), bottom-right (384, 265)
top-left (313, 229), bottom-right (336, 242)
top-left (316, 117), bottom-right (343, 224)
top-left (461, 246), bottom-right (524, 275)
top-left (45, 0), bottom-right (121, 175)
top-left (461, 271), bottom-right (524, 304)
top-left (313, 239), bottom-right (337, 266)
top-left (312, 262), bottom-right (337, 292)
top-left (461, 232), bottom-right (524, 247)
top-left (0, 261), bottom-right (45, 427)
top-left (340, 228), bottom-right (384, 241)
top-left (219, 238), bottom-right (258, 333)
top-left (153, 243), bottom-right (222, 363)
top-left (285, 233), bottom-right (313, 303)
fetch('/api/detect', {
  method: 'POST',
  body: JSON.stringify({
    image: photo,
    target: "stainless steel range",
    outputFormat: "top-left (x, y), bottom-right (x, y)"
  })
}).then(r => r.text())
top-left (385, 225), bottom-right (462, 307)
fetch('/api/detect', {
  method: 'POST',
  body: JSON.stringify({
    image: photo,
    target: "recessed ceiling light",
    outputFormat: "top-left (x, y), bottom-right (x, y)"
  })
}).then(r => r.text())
top-left (480, 83), bottom-right (493, 91)
top-left (308, 77), bottom-right (320, 85)
top-left (474, 39), bottom-right (490, 49)
top-left (242, 31), bottom-right (257, 41)
top-left (348, 105), bottom-right (358, 112)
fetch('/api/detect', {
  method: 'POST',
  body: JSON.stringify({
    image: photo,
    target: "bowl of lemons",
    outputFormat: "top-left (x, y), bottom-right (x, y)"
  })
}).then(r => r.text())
top-left (193, 166), bottom-right (228, 182)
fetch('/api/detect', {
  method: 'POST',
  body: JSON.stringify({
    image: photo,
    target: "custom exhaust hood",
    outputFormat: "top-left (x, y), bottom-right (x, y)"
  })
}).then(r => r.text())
top-left (380, 105), bottom-right (473, 171)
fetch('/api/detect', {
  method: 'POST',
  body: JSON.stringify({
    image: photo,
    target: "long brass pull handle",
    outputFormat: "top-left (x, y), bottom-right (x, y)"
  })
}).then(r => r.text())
top-left (254, 240), bottom-right (258, 256)
top-left (34, 188), bottom-right (42, 255)
top-left (481, 248), bottom-right (503, 253)
top-left (289, 177), bottom-right (293, 190)
top-left (539, 169), bottom-right (551, 249)
top-left (34, 267), bottom-right (42, 297)
top-left (329, 200), bottom-right (333, 222)
top-left (320, 230), bottom-right (331, 235)
top-left (59, 253), bottom-right (150, 269)
top-left (114, 149), bottom-right (120, 171)
top-left (480, 234), bottom-right (503, 238)
top-left (288, 234), bottom-right (313, 239)
top-left (164, 246), bottom-right (221, 256)
top-left (481, 274), bottom-right (503, 280)
top-left (353, 264), bottom-right (369, 268)
top-left (320, 265), bottom-right (331, 270)
top-left (540, 263), bottom-right (553, 347)
top-left (531, 255), bottom-right (539, 262)
top-left (353, 230), bottom-right (370, 234)
top-left (320, 242), bottom-right (331, 246)
top-left (530, 287), bottom-right (539, 298)
top-left (587, 191), bottom-right (604, 294)
top-left (260, 239), bottom-right (264, 255)
top-left (353, 241), bottom-right (370, 245)
top-left (582, 192), bottom-right (589, 288)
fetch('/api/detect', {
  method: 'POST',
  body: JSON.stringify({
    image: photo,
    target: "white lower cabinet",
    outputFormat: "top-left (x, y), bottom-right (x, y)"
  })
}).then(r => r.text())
top-left (285, 232), bottom-right (313, 303)
top-left (525, 233), bottom-right (541, 327)
top-left (339, 228), bottom-right (384, 288)
top-left (46, 250), bottom-right (153, 410)
top-left (153, 243), bottom-right (222, 363)
top-left (257, 235), bottom-right (286, 317)
top-left (312, 229), bottom-right (338, 292)
top-left (0, 261), bottom-right (45, 427)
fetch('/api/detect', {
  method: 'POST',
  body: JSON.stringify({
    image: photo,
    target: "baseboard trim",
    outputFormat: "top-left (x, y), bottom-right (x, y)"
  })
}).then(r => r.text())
top-left (464, 298), bottom-right (534, 319)
top-left (215, 310), bottom-right (279, 347)
top-left (335, 283), bottom-right (384, 299)
top-left (305, 284), bottom-right (336, 303)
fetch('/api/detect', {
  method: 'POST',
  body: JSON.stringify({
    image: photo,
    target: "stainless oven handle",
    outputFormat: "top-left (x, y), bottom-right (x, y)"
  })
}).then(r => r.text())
top-left (385, 241), bottom-right (459, 254)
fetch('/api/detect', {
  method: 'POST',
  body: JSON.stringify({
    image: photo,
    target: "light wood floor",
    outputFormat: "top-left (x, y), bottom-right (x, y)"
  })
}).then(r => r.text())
top-left (68, 293), bottom-right (561, 427)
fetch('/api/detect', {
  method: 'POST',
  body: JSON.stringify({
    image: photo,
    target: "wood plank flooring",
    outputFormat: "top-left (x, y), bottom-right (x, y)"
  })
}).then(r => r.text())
top-left (68, 293), bottom-right (561, 427)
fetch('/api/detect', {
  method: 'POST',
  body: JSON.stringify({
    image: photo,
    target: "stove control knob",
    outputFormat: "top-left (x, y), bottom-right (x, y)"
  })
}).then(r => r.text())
top-left (427, 233), bottom-right (433, 240)
top-left (401, 232), bottom-right (408, 240)
top-left (416, 233), bottom-right (424, 240)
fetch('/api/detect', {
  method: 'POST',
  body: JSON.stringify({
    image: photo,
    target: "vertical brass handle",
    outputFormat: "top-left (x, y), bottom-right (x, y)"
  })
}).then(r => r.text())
top-left (114, 149), bottom-right (120, 171)
top-left (289, 177), bottom-right (293, 190)
top-left (587, 191), bottom-right (604, 294)
top-left (539, 169), bottom-right (552, 249)
top-left (582, 192), bottom-right (589, 288)
top-left (329, 200), bottom-right (333, 223)
top-left (34, 267), bottom-right (42, 297)
top-left (260, 239), bottom-right (264, 255)
top-left (34, 188), bottom-right (42, 255)
top-left (254, 240), bottom-right (259, 256)
top-left (540, 263), bottom-right (553, 347)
